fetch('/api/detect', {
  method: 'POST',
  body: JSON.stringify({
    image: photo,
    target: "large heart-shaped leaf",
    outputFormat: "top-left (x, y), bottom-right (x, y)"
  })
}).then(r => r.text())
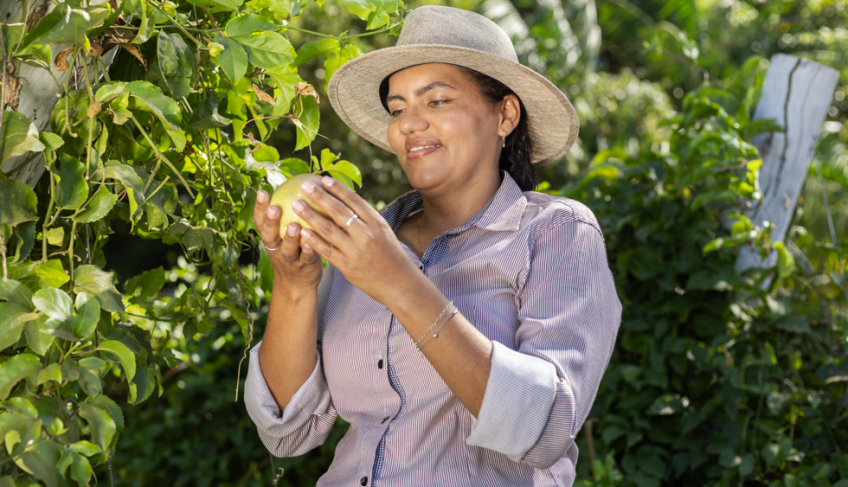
top-left (157, 32), bottom-right (194, 99)
top-left (1, 111), bottom-right (45, 161)
top-left (73, 265), bottom-right (125, 312)
top-left (50, 154), bottom-right (88, 210)
top-left (224, 14), bottom-right (276, 36)
top-left (230, 31), bottom-right (295, 70)
top-left (0, 177), bottom-right (38, 227)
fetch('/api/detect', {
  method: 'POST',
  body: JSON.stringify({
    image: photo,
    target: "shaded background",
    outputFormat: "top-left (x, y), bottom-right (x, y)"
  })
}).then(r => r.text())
top-left (96, 0), bottom-right (848, 485)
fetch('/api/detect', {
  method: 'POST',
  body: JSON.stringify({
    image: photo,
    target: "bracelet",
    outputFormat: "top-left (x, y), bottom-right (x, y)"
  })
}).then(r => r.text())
top-left (417, 308), bottom-right (460, 353)
top-left (413, 301), bottom-right (454, 348)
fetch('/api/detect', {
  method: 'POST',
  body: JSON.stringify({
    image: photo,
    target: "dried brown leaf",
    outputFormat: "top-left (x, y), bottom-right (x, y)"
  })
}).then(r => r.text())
top-left (54, 47), bottom-right (75, 72)
top-left (251, 83), bottom-right (276, 105)
top-left (87, 101), bottom-right (102, 118)
top-left (3, 58), bottom-right (23, 110)
top-left (27, 0), bottom-right (50, 31)
top-left (105, 27), bottom-right (136, 45)
top-left (295, 82), bottom-right (319, 104)
top-left (88, 41), bottom-right (103, 57)
top-left (119, 43), bottom-right (147, 70)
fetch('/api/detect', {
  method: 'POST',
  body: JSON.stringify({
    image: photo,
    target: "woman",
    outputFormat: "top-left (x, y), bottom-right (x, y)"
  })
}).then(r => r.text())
top-left (245, 5), bottom-right (621, 486)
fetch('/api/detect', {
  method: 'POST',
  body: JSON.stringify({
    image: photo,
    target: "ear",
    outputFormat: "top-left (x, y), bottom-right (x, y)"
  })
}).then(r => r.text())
top-left (497, 94), bottom-right (521, 138)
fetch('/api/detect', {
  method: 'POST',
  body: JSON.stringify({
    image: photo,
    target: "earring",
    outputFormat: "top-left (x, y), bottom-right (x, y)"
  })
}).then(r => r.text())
top-left (502, 135), bottom-right (506, 148)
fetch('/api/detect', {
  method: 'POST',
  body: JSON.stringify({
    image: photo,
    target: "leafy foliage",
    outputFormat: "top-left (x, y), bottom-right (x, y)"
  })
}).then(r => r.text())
top-left (0, 0), bottom-right (399, 483)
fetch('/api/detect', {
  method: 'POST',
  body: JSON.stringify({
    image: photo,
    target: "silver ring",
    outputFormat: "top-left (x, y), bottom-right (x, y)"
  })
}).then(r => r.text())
top-left (341, 213), bottom-right (359, 232)
top-left (265, 242), bottom-right (281, 252)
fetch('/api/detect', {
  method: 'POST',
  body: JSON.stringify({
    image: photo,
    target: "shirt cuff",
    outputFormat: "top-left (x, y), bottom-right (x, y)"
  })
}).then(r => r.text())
top-left (243, 341), bottom-right (332, 438)
top-left (466, 341), bottom-right (558, 462)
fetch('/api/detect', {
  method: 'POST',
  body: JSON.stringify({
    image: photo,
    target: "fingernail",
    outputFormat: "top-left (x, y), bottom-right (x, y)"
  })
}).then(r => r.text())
top-left (287, 223), bottom-right (298, 237)
top-left (292, 200), bottom-right (306, 212)
top-left (300, 228), bottom-right (313, 239)
top-left (266, 206), bottom-right (279, 219)
top-left (322, 176), bottom-right (334, 187)
top-left (301, 181), bottom-right (315, 193)
top-left (257, 190), bottom-right (268, 203)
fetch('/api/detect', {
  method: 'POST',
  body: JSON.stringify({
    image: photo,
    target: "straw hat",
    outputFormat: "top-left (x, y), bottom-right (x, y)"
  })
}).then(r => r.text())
top-left (327, 5), bottom-right (579, 166)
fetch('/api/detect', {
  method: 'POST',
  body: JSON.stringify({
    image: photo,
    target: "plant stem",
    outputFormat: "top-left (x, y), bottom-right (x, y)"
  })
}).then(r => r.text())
top-left (130, 114), bottom-right (195, 198)
top-left (96, 57), bottom-right (112, 82)
top-left (62, 48), bottom-right (81, 137)
top-left (143, 158), bottom-right (163, 193)
top-left (68, 221), bottom-right (77, 288)
top-left (281, 21), bottom-right (401, 40)
top-left (0, 233), bottom-right (7, 282)
top-left (42, 173), bottom-right (57, 263)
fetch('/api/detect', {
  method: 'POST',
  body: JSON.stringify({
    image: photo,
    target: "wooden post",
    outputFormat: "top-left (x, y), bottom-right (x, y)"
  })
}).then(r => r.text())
top-left (735, 54), bottom-right (839, 273)
top-left (0, 0), bottom-right (113, 187)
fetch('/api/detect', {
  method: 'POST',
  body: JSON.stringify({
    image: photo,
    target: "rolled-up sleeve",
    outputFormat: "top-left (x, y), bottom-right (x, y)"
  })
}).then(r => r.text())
top-left (244, 341), bottom-right (338, 457)
top-left (466, 217), bottom-right (622, 468)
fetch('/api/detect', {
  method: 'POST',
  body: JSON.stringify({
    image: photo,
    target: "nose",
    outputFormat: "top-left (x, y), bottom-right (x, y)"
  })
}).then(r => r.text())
top-left (397, 105), bottom-right (429, 135)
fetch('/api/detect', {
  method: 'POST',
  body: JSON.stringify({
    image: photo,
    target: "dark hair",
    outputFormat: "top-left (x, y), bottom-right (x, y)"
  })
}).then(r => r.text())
top-left (379, 66), bottom-right (536, 191)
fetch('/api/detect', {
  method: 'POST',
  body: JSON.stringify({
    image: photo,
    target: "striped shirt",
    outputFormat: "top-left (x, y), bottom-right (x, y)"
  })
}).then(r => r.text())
top-left (245, 173), bottom-right (622, 486)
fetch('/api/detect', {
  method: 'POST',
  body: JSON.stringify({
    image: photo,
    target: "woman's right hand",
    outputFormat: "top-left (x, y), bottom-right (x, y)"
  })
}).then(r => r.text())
top-left (254, 190), bottom-right (324, 291)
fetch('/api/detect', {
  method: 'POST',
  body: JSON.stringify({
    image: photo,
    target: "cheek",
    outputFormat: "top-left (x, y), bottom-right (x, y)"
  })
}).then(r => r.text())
top-left (386, 122), bottom-right (404, 154)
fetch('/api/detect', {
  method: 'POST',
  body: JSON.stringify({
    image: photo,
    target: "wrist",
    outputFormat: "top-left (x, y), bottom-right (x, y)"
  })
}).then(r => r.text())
top-left (271, 278), bottom-right (318, 304)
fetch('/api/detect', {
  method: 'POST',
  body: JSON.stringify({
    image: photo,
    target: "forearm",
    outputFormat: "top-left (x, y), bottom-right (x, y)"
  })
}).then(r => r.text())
top-left (386, 273), bottom-right (493, 417)
top-left (258, 278), bottom-right (319, 411)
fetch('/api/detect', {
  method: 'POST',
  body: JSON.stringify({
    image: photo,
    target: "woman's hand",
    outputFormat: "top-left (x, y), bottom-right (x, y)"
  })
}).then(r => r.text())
top-left (253, 190), bottom-right (324, 292)
top-left (291, 176), bottom-right (424, 305)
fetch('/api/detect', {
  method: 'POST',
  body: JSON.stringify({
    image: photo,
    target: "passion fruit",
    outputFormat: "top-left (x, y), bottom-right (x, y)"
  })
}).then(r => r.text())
top-left (269, 174), bottom-right (329, 240)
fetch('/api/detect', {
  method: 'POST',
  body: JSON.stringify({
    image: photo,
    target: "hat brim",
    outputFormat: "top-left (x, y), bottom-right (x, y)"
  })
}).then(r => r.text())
top-left (327, 45), bottom-right (579, 166)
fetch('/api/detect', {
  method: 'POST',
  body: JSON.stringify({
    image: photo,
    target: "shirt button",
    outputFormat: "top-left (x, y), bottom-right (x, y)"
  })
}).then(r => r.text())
top-left (360, 476), bottom-right (368, 486)
top-left (381, 416), bottom-right (389, 424)
top-left (377, 359), bottom-right (383, 369)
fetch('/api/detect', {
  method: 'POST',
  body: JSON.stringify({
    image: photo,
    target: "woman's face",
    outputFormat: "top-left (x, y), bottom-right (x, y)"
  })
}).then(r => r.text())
top-left (385, 64), bottom-right (514, 194)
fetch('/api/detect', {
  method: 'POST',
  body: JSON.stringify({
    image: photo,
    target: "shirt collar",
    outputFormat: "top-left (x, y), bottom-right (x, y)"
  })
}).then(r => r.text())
top-left (380, 172), bottom-right (527, 234)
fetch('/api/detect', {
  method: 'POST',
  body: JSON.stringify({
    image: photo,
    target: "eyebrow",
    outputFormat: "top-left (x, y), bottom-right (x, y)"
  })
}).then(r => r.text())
top-left (385, 81), bottom-right (457, 103)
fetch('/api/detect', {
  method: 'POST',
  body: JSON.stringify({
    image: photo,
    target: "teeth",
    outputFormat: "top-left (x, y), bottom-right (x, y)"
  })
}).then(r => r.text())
top-left (409, 145), bottom-right (440, 152)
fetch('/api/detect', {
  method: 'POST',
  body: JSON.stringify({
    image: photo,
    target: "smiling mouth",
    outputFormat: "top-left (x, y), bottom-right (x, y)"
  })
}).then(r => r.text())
top-left (408, 145), bottom-right (442, 153)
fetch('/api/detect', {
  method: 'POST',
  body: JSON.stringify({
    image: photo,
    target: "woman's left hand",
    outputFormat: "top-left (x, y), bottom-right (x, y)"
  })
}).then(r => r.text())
top-left (292, 176), bottom-right (425, 305)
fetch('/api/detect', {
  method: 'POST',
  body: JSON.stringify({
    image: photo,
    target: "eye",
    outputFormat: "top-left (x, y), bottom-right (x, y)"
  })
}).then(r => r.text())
top-left (390, 108), bottom-right (405, 117)
top-left (429, 99), bottom-right (450, 107)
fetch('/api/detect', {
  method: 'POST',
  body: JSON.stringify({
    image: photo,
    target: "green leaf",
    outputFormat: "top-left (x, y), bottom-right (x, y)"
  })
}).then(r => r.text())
top-left (0, 303), bottom-right (33, 350)
top-left (21, 4), bottom-right (92, 50)
top-left (365, 0), bottom-right (397, 30)
top-left (104, 161), bottom-right (146, 222)
top-left (230, 31), bottom-right (295, 70)
top-left (125, 267), bottom-right (165, 302)
top-left (278, 158), bottom-right (311, 176)
top-left (60, 450), bottom-right (93, 485)
top-left (646, 393), bottom-right (689, 416)
top-left (97, 340), bottom-right (136, 381)
top-left (293, 38), bottom-right (339, 67)
top-left (71, 440), bottom-right (101, 457)
top-left (293, 95), bottom-right (320, 151)
top-left (0, 353), bottom-right (41, 399)
top-left (224, 14), bottom-right (277, 36)
top-left (187, 97), bottom-right (232, 129)
top-left (322, 44), bottom-right (363, 93)
top-left (73, 265), bottom-right (125, 312)
top-left (213, 34), bottom-right (248, 81)
top-left (44, 227), bottom-right (65, 246)
top-left (186, 0), bottom-right (244, 12)
top-left (36, 363), bottom-right (62, 386)
top-left (86, 395), bottom-right (124, 431)
top-left (32, 260), bottom-right (70, 288)
top-left (71, 292), bottom-right (100, 340)
top-left (16, 440), bottom-right (62, 487)
top-left (327, 159), bottom-right (362, 187)
top-left (774, 241), bottom-right (795, 278)
top-left (32, 287), bottom-right (73, 322)
top-left (266, 67), bottom-right (303, 117)
top-left (24, 316), bottom-right (54, 356)
top-left (20, 44), bottom-right (53, 70)
top-left (106, 81), bottom-right (185, 149)
top-left (78, 403), bottom-right (116, 451)
top-left (0, 178), bottom-right (37, 228)
top-left (0, 279), bottom-right (33, 308)
top-left (50, 154), bottom-right (88, 210)
top-left (71, 185), bottom-right (118, 223)
top-left (10, 221), bottom-right (36, 263)
top-left (157, 32), bottom-right (194, 99)
top-left (1, 111), bottom-right (45, 161)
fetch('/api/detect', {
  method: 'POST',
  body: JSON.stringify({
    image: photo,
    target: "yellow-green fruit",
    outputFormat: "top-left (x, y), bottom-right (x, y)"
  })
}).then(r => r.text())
top-left (269, 173), bottom-right (328, 240)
